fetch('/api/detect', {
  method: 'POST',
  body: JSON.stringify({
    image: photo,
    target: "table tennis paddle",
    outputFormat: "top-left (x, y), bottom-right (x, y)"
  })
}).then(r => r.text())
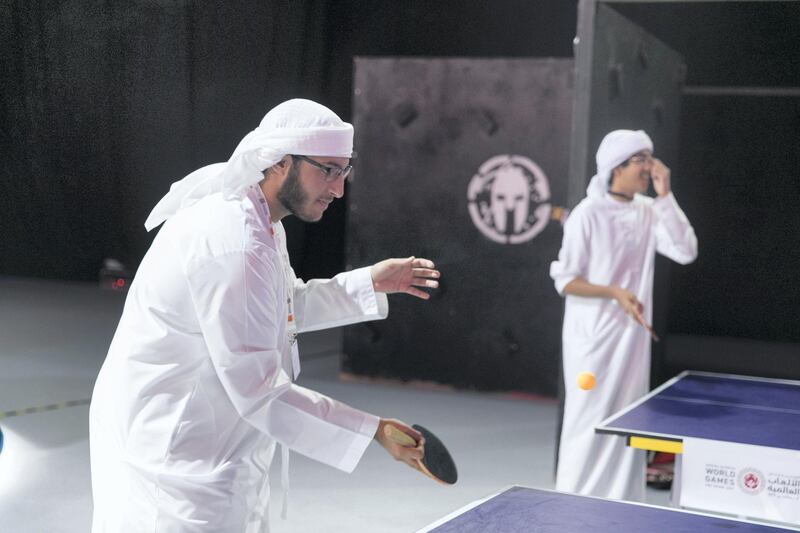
top-left (633, 309), bottom-right (660, 342)
top-left (642, 321), bottom-right (660, 342)
top-left (384, 423), bottom-right (458, 485)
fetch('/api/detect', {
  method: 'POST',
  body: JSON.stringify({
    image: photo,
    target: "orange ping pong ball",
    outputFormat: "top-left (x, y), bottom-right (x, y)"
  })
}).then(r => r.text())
top-left (577, 371), bottom-right (596, 391)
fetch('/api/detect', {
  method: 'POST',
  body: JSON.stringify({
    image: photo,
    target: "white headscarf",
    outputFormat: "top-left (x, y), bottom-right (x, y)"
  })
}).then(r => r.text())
top-left (586, 129), bottom-right (653, 199)
top-left (144, 99), bottom-right (353, 231)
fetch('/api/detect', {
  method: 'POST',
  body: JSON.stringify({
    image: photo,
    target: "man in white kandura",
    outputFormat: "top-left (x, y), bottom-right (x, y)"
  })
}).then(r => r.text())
top-left (90, 99), bottom-right (439, 532)
top-left (550, 129), bottom-right (697, 501)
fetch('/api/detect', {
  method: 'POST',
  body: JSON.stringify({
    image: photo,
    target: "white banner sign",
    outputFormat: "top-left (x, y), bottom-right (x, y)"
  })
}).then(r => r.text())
top-left (681, 437), bottom-right (800, 525)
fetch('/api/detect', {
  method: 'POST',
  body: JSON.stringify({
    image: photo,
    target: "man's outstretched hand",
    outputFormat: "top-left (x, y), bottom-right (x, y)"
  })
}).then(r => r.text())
top-left (371, 257), bottom-right (440, 300)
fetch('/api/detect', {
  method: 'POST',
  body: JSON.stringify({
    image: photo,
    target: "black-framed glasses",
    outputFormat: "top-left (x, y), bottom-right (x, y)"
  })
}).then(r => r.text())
top-left (628, 154), bottom-right (654, 165)
top-left (292, 155), bottom-right (353, 182)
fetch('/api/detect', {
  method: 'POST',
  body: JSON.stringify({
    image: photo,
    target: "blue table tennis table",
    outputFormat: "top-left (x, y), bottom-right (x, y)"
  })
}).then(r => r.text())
top-left (416, 486), bottom-right (798, 532)
top-left (596, 370), bottom-right (800, 455)
top-left (596, 371), bottom-right (800, 522)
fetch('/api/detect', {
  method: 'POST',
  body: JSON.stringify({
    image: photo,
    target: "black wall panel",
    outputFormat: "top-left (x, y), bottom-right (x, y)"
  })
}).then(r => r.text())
top-left (344, 58), bottom-right (573, 395)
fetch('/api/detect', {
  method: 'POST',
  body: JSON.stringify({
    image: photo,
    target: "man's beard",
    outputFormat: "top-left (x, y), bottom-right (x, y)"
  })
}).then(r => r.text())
top-left (276, 164), bottom-right (320, 222)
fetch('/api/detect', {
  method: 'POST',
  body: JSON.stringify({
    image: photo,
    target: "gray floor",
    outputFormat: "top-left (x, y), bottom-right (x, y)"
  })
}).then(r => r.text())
top-left (0, 278), bottom-right (668, 532)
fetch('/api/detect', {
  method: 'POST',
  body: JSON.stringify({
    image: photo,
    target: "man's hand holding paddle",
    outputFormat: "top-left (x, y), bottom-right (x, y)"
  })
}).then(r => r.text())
top-left (375, 419), bottom-right (425, 471)
top-left (376, 419), bottom-right (459, 485)
top-left (613, 287), bottom-right (659, 342)
top-left (562, 279), bottom-right (659, 342)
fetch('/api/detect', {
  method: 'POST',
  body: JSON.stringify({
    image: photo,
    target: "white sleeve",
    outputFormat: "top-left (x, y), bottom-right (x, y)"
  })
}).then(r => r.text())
top-left (652, 192), bottom-right (698, 265)
top-left (187, 249), bottom-right (291, 420)
top-left (550, 207), bottom-right (590, 296)
top-left (264, 385), bottom-right (379, 472)
top-left (187, 250), bottom-right (378, 472)
top-left (291, 266), bottom-right (389, 333)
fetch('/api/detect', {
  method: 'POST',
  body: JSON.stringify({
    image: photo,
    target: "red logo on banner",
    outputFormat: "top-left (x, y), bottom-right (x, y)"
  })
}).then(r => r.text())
top-left (738, 468), bottom-right (765, 495)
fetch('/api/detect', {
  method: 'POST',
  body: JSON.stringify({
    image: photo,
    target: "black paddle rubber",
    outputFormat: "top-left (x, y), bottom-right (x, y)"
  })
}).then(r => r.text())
top-left (414, 424), bottom-right (458, 485)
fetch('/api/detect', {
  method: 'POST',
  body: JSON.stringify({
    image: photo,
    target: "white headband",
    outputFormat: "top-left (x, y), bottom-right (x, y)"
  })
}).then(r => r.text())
top-left (586, 129), bottom-right (653, 199)
top-left (144, 98), bottom-right (353, 231)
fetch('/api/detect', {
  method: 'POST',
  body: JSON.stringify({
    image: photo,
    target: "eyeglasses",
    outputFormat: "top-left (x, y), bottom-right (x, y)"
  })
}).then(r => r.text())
top-left (292, 155), bottom-right (353, 182)
top-left (628, 154), bottom-right (654, 165)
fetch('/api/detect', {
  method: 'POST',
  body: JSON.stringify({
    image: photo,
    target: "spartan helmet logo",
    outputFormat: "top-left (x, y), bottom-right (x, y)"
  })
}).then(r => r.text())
top-left (468, 155), bottom-right (552, 244)
top-left (490, 163), bottom-right (529, 234)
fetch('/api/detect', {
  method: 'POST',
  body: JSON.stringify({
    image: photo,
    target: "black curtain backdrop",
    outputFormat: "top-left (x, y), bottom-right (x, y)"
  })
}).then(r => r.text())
top-left (670, 95), bottom-right (800, 343)
top-left (1, 0), bottom-right (335, 280)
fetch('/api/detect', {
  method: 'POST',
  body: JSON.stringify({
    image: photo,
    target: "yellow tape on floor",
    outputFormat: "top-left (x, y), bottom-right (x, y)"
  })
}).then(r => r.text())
top-left (0, 398), bottom-right (91, 420)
